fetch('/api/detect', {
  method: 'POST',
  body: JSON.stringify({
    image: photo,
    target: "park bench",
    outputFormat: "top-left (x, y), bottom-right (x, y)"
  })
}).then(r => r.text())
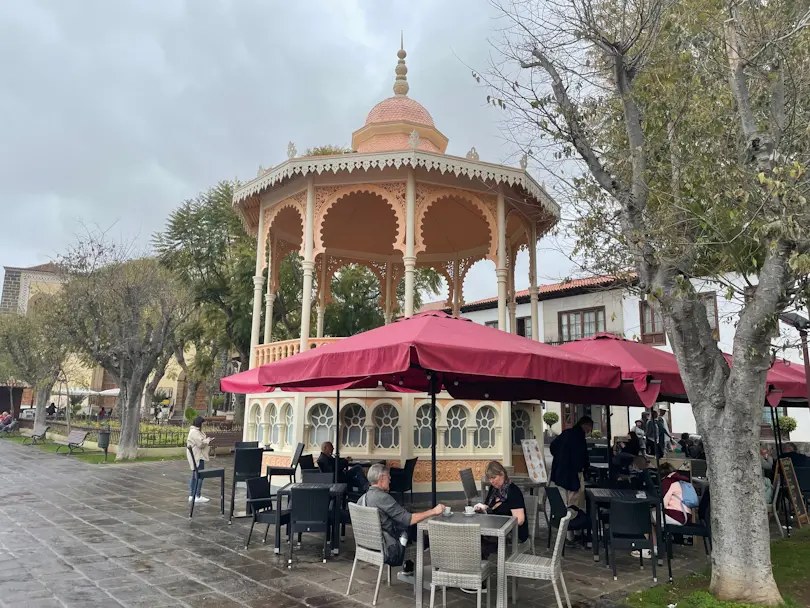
top-left (0, 420), bottom-right (19, 435)
top-left (21, 424), bottom-right (49, 445)
top-left (54, 430), bottom-right (88, 456)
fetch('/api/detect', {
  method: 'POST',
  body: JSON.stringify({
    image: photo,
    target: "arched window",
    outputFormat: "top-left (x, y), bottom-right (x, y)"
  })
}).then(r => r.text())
top-left (308, 403), bottom-right (333, 447)
top-left (474, 406), bottom-right (497, 449)
top-left (414, 404), bottom-right (437, 449)
top-left (373, 404), bottom-right (400, 449)
top-left (284, 404), bottom-right (294, 446)
top-left (268, 404), bottom-right (279, 445)
top-left (511, 408), bottom-right (532, 445)
top-left (250, 403), bottom-right (262, 443)
top-left (445, 405), bottom-right (468, 448)
top-left (341, 404), bottom-right (367, 448)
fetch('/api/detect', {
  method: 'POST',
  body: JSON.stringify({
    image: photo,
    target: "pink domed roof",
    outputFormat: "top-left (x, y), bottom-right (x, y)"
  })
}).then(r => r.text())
top-left (365, 96), bottom-right (435, 127)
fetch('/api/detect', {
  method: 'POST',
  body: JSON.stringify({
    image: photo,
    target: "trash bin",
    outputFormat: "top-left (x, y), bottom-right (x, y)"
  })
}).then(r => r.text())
top-left (97, 427), bottom-right (111, 460)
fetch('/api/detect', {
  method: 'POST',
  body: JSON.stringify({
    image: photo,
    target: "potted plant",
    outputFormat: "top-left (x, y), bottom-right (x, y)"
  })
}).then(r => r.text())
top-left (776, 415), bottom-right (797, 440)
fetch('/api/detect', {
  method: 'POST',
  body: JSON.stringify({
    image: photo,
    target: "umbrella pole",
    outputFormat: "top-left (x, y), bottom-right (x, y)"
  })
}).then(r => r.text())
top-left (773, 407), bottom-right (784, 456)
top-left (335, 391), bottom-right (340, 485)
top-left (430, 373), bottom-right (438, 508)
top-left (605, 406), bottom-right (613, 477)
top-left (771, 406), bottom-right (791, 537)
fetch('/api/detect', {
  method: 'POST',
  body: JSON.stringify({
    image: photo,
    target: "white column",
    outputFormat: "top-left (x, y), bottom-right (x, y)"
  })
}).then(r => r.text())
top-left (404, 168), bottom-right (417, 317)
top-left (452, 259), bottom-right (461, 316)
top-left (529, 223), bottom-right (539, 341)
top-left (496, 192), bottom-right (507, 331)
top-left (508, 252), bottom-right (517, 334)
top-left (300, 177), bottom-right (316, 351)
top-left (249, 206), bottom-right (266, 369)
top-left (264, 293), bottom-right (276, 344)
top-left (316, 255), bottom-right (327, 338)
top-left (384, 261), bottom-right (393, 324)
top-left (501, 400), bottom-right (513, 467)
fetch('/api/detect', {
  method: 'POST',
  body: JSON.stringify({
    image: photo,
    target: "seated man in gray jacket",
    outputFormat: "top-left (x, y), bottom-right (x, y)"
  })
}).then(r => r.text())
top-left (359, 463), bottom-right (444, 572)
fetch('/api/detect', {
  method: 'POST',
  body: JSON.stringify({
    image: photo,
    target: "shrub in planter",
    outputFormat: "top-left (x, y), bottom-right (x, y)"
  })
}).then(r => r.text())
top-left (543, 411), bottom-right (560, 428)
top-left (589, 430), bottom-right (603, 439)
top-left (185, 407), bottom-right (198, 423)
top-left (776, 415), bottom-right (797, 435)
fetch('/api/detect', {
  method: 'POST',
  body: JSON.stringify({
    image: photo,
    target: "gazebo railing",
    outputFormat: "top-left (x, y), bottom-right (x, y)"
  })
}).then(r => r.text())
top-left (254, 337), bottom-right (344, 366)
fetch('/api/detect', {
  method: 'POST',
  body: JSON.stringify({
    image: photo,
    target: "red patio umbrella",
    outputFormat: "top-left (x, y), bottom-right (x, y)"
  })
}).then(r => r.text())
top-left (249, 311), bottom-right (623, 505)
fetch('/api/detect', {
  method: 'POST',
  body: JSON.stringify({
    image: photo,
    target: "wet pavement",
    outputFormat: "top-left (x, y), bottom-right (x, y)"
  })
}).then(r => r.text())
top-left (0, 440), bottom-right (707, 607)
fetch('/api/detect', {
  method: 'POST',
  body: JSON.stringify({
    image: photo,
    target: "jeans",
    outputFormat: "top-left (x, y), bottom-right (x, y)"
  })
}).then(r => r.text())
top-left (190, 460), bottom-right (204, 497)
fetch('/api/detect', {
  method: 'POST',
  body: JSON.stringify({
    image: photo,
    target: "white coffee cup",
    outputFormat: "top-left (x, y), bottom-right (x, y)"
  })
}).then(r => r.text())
top-left (444, 506), bottom-right (452, 516)
top-left (464, 506), bottom-right (475, 515)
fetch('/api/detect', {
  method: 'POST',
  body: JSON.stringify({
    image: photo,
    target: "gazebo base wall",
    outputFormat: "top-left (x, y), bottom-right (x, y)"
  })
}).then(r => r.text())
top-left (245, 388), bottom-right (541, 495)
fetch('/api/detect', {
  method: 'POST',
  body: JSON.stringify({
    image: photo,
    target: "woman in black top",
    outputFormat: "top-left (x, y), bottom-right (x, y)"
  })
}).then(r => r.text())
top-left (477, 461), bottom-right (528, 555)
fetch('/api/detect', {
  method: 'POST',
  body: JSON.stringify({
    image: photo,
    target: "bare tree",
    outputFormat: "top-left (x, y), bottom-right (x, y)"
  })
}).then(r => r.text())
top-left (59, 232), bottom-right (190, 459)
top-left (488, 0), bottom-right (810, 603)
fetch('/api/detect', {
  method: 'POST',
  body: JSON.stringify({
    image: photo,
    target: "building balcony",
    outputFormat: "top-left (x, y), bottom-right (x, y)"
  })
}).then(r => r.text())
top-left (254, 337), bottom-right (344, 366)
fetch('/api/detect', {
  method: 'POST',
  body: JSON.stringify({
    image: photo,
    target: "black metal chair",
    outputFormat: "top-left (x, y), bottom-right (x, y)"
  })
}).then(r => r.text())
top-left (608, 499), bottom-right (657, 582)
top-left (186, 446), bottom-right (225, 519)
top-left (287, 486), bottom-right (332, 568)
top-left (235, 441), bottom-right (259, 449)
top-left (229, 447), bottom-right (264, 524)
top-left (459, 468), bottom-right (478, 506)
top-left (545, 485), bottom-right (590, 555)
top-left (244, 477), bottom-right (291, 550)
top-left (299, 453), bottom-right (317, 471)
top-left (794, 467), bottom-right (810, 506)
top-left (389, 457), bottom-right (417, 505)
top-left (267, 442), bottom-right (304, 488)
top-left (302, 470), bottom-right (335, 484)
top-left (666, 486), bottom-right (712, 560)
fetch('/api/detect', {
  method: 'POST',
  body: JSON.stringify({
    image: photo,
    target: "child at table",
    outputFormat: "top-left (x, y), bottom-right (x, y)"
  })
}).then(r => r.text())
top-left (475, 461), bottom-right (528, 557)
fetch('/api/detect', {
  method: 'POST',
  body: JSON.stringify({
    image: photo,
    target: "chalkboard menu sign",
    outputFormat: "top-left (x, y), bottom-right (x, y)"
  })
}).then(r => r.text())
top-left (778, 458), bottom-right (809, 528)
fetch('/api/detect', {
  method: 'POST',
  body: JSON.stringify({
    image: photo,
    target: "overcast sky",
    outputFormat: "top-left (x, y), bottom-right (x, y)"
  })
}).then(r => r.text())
top-left (0, 0), bottom-right (575, 302)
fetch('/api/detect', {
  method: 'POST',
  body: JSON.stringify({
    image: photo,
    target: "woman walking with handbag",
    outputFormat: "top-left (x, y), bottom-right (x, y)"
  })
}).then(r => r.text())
top-left (186, 416), bottom-right (214, 504)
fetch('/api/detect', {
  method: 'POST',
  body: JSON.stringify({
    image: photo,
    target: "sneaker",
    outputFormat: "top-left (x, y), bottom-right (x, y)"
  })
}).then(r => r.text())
top-left (188, 496), bottom-right (193, 503)
top-left (194, 496), bottom-right (210, 503)
top-left (631, 549), bottom-right (652, 559)
top-left (403, 560), bottom-right (414, 574)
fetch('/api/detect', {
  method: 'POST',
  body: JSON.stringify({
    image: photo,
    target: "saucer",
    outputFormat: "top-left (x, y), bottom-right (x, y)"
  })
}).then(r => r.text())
top-left (442, 511), bottom-right (453, 517)
top-left (463, 512), bottom-right (476, 517)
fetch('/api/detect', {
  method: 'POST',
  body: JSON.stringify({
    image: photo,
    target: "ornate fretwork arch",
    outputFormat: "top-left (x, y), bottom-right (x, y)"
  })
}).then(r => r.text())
top-left (314, 183), bottom-right (406, 258)
top-left (314, 254), bottom-right (403, 314)
top-left (261, 193), bottom-right (306, 270)
top-left (414, 188), bottom-right (499, 262)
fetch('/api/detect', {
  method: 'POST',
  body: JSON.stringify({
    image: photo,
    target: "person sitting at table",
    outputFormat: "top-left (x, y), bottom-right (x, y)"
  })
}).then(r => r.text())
top-left (475, 461), bottom-right (528, 557)
top-left (782, 442), bottom-right (810, 467)
top-left (549, 416), bottom-right (592, 510)
top-left (689, 440), bottom-right (706, 460)
top-left (317, 441), bottom-right (370, 491)
top-left (359, 463), bottom-right (445, 574)
top-left (633, 462), bottom-right (692, 559)
top-left (678, 432), bottom-right (694, 454)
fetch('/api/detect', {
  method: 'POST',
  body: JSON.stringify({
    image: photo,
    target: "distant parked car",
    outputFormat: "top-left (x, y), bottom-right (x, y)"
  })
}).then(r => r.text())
top-left (20, 409), bottom-right (35, 420)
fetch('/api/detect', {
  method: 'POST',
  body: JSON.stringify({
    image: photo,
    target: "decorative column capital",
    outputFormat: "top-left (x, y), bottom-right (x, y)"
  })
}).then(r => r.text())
top-left (302, 260), bottom-right (315, 273)
top-left (529, 286), bottom-right (539, 299)
top-left (266, 292), bottom-right (277, 304)
top-left (253, 275), bottom-right (264, 289)
top-left (496, 268), bottom-right (508, 280)
top-left (403, 256), bottom-right (417, 267)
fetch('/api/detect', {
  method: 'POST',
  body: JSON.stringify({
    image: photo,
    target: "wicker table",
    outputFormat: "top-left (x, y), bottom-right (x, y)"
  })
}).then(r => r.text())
top-left (274, 482), bottom-right (347, 556)
top-left (480, 474), bottom-right (544, 504)
top-left (585, 488), bottom-right (662, 563)
top-left (415, 512), bottom-right (516, 608)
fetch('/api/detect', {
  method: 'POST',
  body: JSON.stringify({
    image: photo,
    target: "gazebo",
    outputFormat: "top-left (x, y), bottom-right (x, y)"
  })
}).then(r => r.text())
top-left (233, 43), bottom-right (560, 493)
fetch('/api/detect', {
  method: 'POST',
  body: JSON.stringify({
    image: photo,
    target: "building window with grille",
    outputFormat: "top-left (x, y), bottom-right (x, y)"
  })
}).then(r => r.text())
top-left (373, 404), bottom-right (399, 449)
top-left (414, 404), bottom-right (437, 449)
top-left (517, 317), bottom-right (532, 338)
top-left (308, 403), bottom-right (333, 447)
top-left (640, 300), bottom-right (666, 345)
top-left (511, 408), bottom-right (532, 445)
top-left (559, 307), bottom-right (605, 342)
top-left (445, 405), bottom-right (468, 448)
top-left (474, 406), bottom-right (497, 448)
top-left (284, 404), bottom-right (295, 446)
top-left (341, 403), bottom-right (367, 448)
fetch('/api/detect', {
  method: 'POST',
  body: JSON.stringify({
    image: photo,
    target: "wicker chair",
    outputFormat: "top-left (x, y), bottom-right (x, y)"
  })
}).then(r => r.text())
top-left (345, 503), bottom-right (416, 606)
top-left (505, 511), bottom-right (573, 608)
top-left (460, 468), bottom-right (479, 506)
top-left (427, 520), bottom-right (492, 608)
top-left (523, 494), bottom-right (540, 555)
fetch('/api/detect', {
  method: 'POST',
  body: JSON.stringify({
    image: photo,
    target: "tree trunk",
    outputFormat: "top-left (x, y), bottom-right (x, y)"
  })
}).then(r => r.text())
top-left (184, 378), bottom-right (202, 418)
top-left (696, 389), bottom-right (781, 604)
top-left (233, 393), bottom-right (245, 425)
top-left (33, 383), bottom-right (53, 429)
top-left (116, 383), bottom-right (144, 460)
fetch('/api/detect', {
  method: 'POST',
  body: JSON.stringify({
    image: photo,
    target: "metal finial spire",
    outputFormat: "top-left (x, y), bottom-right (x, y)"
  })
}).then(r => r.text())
top-left (393, 34), bottom-right (409, 96)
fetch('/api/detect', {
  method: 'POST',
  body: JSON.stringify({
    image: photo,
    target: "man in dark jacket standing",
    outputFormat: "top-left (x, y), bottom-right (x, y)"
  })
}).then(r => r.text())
top-left (549, 416), bottom-right (593, 510)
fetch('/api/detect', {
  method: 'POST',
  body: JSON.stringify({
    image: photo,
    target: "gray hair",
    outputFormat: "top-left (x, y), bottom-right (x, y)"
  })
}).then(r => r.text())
top-left (367, 463), bottom-right (389, 485)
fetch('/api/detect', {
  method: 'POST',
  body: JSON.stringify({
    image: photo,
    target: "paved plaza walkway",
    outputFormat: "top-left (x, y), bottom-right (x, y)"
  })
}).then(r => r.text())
top-left (0, 440), bottom-right (707, 607)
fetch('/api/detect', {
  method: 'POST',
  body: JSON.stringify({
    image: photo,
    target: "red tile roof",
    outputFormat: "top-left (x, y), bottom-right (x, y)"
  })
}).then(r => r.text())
top-left (23, 262), bottom-right (60, 273)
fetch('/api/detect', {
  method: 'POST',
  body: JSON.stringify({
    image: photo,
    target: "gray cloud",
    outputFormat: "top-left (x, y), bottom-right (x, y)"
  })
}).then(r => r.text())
top-left (0, 0), bottom-right (573, 302)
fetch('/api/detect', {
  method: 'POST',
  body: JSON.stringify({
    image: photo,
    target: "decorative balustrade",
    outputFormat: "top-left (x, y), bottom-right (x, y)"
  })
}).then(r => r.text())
top-left (254, 337), bottom-right (344, 366)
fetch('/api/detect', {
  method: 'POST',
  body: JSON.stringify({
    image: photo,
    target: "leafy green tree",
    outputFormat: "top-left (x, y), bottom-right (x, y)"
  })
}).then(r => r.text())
top-left (490, 0), bottom-right (809, 601)
top-left (0, 296), bottom-right (70, 427)
top-left (305, 145), bottom-right (352, 156)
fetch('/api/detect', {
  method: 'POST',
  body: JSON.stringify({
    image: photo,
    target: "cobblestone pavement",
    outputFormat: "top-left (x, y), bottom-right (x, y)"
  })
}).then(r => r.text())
top-left (0, 440), bottom-right (707, 607)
